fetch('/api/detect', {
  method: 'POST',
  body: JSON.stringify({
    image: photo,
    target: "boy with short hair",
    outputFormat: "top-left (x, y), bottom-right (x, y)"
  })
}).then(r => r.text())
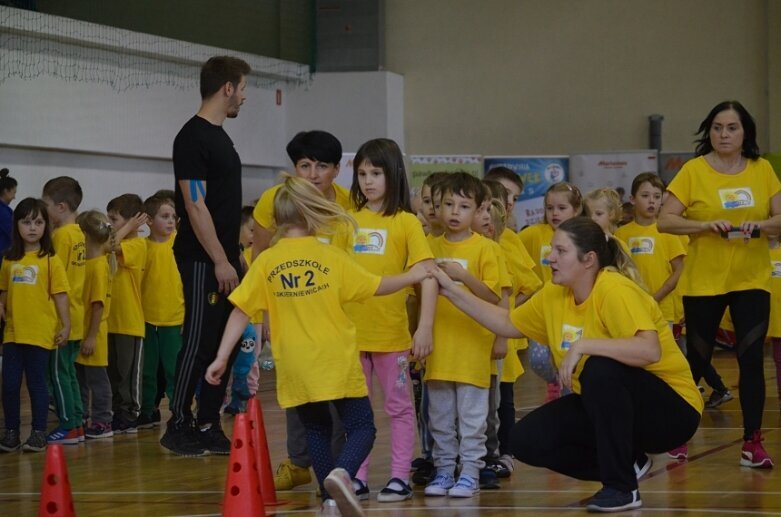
top-left (424, 172), bottom-right (503, 498)
top-left (42, 176), bottom-right (86, 445)
top-left (106, 193), bottom-right (148, 433)
top-left (138, 194), bottom-right (183, 429)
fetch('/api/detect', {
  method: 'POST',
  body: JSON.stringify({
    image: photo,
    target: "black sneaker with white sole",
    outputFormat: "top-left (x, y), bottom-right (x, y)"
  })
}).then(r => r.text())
top-left (197, 423), bottom-right (231, 455)
top-left (586, 486), bottom-right (642, 513)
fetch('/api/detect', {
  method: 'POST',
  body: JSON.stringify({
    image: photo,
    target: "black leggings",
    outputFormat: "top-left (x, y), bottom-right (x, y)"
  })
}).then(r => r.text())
top-left (510, 356), bottom-right (700, 493)
top-left (684, 290), bottom-right (769, 438)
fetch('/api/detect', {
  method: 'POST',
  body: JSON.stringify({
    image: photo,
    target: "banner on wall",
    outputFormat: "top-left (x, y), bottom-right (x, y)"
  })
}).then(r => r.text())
top-left (408, 155), bottom-right (483, 189)
top-left (483, 156), bottom-right (569, 229)
top-left (659, 152), bottom-right (694, 185)
top-left (334, 152), bottom-right (356, 190)
top-left (569, 151), bottom-right (658, 199)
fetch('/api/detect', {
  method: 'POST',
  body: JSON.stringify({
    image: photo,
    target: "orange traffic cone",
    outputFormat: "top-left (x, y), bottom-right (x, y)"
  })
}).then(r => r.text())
top-left (248, 397), bottom-right (285, 506)
top-left (221, 413), bottom-right (265, 516)
top-left (38, 444), bottom-right (76, 517)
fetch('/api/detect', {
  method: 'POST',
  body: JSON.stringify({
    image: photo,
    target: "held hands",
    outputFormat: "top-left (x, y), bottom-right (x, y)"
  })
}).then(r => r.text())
top-left (411, 326), bottom-right (433, 361)
top-left (215, 260), bottom-right (239, 295)
top-left (205, 358), bottom-right (227, 386)
top-left (491, 338), bottom-right (508, 360)
top-left (407, 262), bottom-right (434, 284)
top-left (438, 260), bottom-right (466, 282)
top-left (429, 267), bottom-right (459, 297)
top-left (558, 341), bottom-right (583, 391)
top-left (54, 324), bottom-right (70, 347)
top-left (80, 336), bottom-right (96, 356)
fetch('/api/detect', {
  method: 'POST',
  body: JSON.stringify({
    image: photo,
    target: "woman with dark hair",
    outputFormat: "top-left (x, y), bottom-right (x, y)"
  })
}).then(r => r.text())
top-left (658, 100), bottom-right (781, 468)
top-left (0, 168), bottom-right (18, 254)
top-left (430, 217), bottom-right (702, 513)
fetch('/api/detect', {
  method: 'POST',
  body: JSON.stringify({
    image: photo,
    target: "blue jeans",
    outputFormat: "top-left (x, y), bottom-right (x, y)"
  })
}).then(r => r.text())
top-left (2, 343), bottom-right (51, 431)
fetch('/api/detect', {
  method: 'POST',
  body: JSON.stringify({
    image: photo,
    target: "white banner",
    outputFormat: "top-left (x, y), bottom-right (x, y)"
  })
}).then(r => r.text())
top-left (569, 151), bottom-right (658, 198)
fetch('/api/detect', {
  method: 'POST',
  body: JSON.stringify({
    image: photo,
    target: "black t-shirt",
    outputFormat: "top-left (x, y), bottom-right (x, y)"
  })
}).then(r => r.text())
top-left (172, 115), bottom-right (242, 263)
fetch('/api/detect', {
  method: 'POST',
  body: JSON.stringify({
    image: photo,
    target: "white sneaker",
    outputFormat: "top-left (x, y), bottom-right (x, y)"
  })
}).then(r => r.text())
top-left (447, 474), bottom-right (479, 498)
top-left (324, 468), bottom-right (365, 517)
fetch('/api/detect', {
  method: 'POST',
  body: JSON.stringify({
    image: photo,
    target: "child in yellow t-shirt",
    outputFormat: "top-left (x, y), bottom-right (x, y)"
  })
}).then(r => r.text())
top-left (343, 138), bottom-right (437, 501)
top-left (0, 198), bottom-right (70, 453)
top-left (74, 211), bottom-right (115, 439)
top-left (205, 175), bottom-right (429, 514)
top-left (420, 172), bottom-right (450, 238)
top-left (519, 182), bottom-right (583, 401)
top-left (138, 194), bottom-right (183, 428)
top-left (424, 173), bottom-right (503, 498)
top-left (42, 176), bottom-right (86, 445)
top-left (106, 194), bottom-right (148, 433)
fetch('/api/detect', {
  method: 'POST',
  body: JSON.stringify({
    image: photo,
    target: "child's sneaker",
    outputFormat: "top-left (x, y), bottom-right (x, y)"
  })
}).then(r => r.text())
top-left (0, 429), bottom-right (21, 452)
top-left (324, 467), bottom-right (364, 517)
top-left (411, 458), bottom-right (435, 486)
top-left (740, 430), bottom-right (774, 468)
top-left (85, 422), bottom-right (114, 439)
top-left (23, 430), bottom-right (48, 452)
top-left (424, 472), bottom-right (455, 496)
top-left (136, 413), bottom-right (158, 429)
top-left (77, 426), bottom-right (85, 443)
top-left (353, 479), bottom-right (369, 501)
top-left (47, 427), bottom-right (80, 445)
top-left (274, 458), bottom-right (312, 490)
top-left (479, 467), bottom-right (499, 489)
top-left (113, 417), bottom-right (138, 435)
top-left (448, 474), bottom-right (480, 498)
top-left (319, 498), bottom-right (340, 516)
top-left (377, 478), bottom-right (412, 502)
top-left (498, 454), bottom-right (515, 475)
top-left (705, 390), bottom-right (733, 409)
top-left (586, 486), bottom-right (642, 512)
top-left (486, 456), bottom-right (511, 478)
top-left (667, 443), bottom-right (688, 460)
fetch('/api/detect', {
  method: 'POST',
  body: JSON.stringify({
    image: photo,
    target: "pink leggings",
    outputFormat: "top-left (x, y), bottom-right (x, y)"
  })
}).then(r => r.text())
top-left (356, 350), bottom-right (416, 482)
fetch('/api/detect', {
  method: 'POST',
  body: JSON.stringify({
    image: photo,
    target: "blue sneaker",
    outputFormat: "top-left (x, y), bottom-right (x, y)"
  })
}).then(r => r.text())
top-left (448, 474), bottom-right (479, 498)
top-left (424, 472), bottom-right (455, 496)
top-left (46, 427), bottom-right (80, 445)
top-left (586, 487), bottom-right (642, 512)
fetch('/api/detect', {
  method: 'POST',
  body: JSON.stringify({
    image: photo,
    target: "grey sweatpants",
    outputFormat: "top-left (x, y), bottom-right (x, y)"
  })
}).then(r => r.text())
top-left (427, 380), bottom-right (489, 479)
top-left (76, 364), bottom-right (113, 424)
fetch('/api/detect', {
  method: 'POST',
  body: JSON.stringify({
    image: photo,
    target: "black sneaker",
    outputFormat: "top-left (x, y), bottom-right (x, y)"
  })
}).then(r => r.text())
top-left (479, 467), bottom-right (500, 489)
top-left (136, 413), bottom-right (157, 430)
top-left (486, 457), bottom-right (511, 478)
top-left (411, 458), bottom-right (435, 486)
top-left (113, 417), bottom-right (138, 434)
top-left (160, 424), bottom-right (208, 457)
top-left (0, 429), bottom-right (21, 452)
top-left (705, 390), bottom-right (733, 409)
top-left (586, 486), bottom-right (642, 512)
top-left (22, 430), bottom-right (47, 452)
top-left (198, 423), bottom-right (231, 455)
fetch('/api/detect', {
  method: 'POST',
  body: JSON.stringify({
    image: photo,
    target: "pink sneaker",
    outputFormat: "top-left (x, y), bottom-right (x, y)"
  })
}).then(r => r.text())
top-left (545, 383), bottom-right (561, 403)
top-left (741, 430), bottom-right (774, 468)
top-left (666, 443), bottom-right (688, 460)
top-left (324, 468), bottom-right (364, 517)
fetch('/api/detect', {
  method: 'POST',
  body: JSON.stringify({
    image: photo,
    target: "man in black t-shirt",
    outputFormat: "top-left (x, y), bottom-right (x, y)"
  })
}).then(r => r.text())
top-left (160, 56), bottom-right (251, 457)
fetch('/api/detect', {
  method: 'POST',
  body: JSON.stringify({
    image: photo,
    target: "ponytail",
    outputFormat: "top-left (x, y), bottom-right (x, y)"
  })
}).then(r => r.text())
top-left (605, 234), bottom-right (647, 291)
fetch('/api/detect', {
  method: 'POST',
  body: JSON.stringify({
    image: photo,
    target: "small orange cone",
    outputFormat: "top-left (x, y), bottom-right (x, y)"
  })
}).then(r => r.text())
top-left (38, 444), bottom-right (76, 517)
top-left (248, 397), bottom-right (285, 506)
top-left (221, 413), bottom-right (265, 516)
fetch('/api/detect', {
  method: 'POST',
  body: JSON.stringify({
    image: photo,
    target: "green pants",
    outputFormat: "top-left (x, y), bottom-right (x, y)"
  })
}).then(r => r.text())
top-left (141, 324), bottom-right (181, 416)
top-left (49, 340), bottom-right (84, 430)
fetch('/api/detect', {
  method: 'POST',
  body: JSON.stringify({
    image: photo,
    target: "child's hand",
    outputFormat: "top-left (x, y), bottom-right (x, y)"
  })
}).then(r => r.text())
top-left (408, 262), bottom-right (433, 284)
top-left (54, 325), bottom-right (70, 347)
top-left (438, 260), bottom-right (466, 282)
top-left (80, 337), bottom-right (96, 356)
top-left (129, 212), bottom-right (150, 230)
top-left (205, 359), bottom-right (227, 386)
top-left (411, 327), bottom-right (433, 361)
top-left (430, 267), bottom-right (458, 295)
top-left (491, 338), bottom-right (508, 360)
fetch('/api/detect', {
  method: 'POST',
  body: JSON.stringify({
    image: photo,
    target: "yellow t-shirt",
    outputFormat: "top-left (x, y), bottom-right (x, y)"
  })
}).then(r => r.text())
top-left (518, 223), bottom-right (555, 283)
top-left (425, 232), bottom-right (502, 388)
top-left (108, 237), bottom-right (146, 337)
top-left (500, 228), bottom-right (542, 297)
top-left (615, 221), bottom-right (687, 321)
top-left (767, 246), bottom-right (781, 338)
top-left (510, 270), bottom-right (703, 414)
top-left (229, 236), bottom-right (381, 408)
top-left (142, 236), bottom-right (184, 327)
top-left (76, 257), bottom-right (112, 366)
top-left (0, 252), bottom-right (69, 349)
top-left (53, 223), bottom-right (86, 341)
top-left (343, 209), bottom-right (434, 352)
top-left (667, 156), bottom-right (781, 296)
top-left (253, 182), bottom-right (352, 229)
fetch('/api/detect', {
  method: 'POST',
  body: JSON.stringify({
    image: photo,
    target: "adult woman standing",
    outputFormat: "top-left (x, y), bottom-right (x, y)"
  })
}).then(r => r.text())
top-left (430, 217), bottom-right (702, 513)
top-left (658, 100), bottom-right (781, 468)
top-left (0, 168), bottom-right (17, 255)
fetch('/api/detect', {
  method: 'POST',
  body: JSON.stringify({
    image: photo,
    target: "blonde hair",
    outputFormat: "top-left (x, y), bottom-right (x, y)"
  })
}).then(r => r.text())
top-left (272, 175), bottom-right (357, 244)
top-left (584, 187), bottom-right (623, 232)
top-left (77, 210), bottom-right (118, 274)
top-left (488, 199), bottom-right (506, 241)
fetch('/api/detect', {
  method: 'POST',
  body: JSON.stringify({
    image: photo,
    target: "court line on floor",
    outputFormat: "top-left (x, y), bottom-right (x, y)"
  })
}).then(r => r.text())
top-left (167, 507), bottom-right (781, 516)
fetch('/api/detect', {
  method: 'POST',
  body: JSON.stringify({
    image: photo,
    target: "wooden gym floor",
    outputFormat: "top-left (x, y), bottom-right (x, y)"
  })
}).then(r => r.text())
top-left (1, 347), bottom-right (780, 516)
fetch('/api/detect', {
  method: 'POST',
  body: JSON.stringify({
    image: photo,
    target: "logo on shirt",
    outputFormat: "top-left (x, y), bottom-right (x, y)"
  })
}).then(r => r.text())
top-left (772, 261), bottom-right (781, 278)
top-left (628, 237), bottom-right (655, 255)
top-left (719, 188), bottom-right (754, 209)
top-left (540, 245), bottom-right (552, 266)
top-left (11, 264), bottom-right (38, 285)
top-left (354, 229), bottom-right (388, 255)
top-left (560, 324), bottom-right (583, 351)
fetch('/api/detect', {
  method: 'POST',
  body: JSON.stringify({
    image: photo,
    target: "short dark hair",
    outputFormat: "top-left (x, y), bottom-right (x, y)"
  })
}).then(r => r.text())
top-left (107, 193), bottom-right (144, 220)
top-left (484, 166), bottom-right (524, 191)
top-left (0, 168), bottom-right (17, 194)
top-left (42, 176), bottom-right (82, 212)
top-left (631, 172), bottom-right (665, 196)
top-left (694, 100), bottom-right (760, 160)
top-left (440, 172), bottom-right (486, 206)
top-left (200, 56), bottom-right (251, 99)
top-left (143, 194), bottom-right (174, 218)
top-left (154, 189), bottom-right (176, 204)
top-left (6, 198), bottom-right (54, 260)
top-left (286, 130), bottom-right (342, 165)
top-left (351, 138), bottom-right (411, 216)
